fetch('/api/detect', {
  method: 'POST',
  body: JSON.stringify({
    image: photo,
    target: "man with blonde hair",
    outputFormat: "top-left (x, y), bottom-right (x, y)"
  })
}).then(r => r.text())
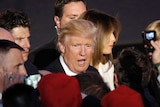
top-left (44, 19), bottom-right (98, 75)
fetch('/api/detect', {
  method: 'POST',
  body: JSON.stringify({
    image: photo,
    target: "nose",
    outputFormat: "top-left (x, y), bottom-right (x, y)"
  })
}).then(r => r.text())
top-left (111, 33), bottom-right (116, 43)
top-left (80, 46), bottom-right (86, 56)
top-left (20, 65), bottom-right (27, 76)
top-left (23, 38), bottom-right (30, 49)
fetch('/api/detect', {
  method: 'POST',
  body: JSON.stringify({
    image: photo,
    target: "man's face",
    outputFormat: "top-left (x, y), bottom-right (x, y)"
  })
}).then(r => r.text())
top-left (0, 48), bottom-right (27, 92)
top-left (2, 48), bottom-right (27, 75)
top-left (54, 1), bottom-right (87, 29)
top-left (59, 35), bottom-right (94, 74)
top-left (11, 27), bottom-right (30, 61)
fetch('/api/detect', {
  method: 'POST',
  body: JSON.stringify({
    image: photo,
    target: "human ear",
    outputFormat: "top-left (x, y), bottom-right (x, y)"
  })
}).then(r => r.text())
top-left (58, 42), bottom-right (65, 53)
top-left (54, 16), bottom-right (61, 29)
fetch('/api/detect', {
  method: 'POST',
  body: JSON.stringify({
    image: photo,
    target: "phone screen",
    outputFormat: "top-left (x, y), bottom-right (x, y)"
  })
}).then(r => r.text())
top-left (142, 30), bottom-right (156, 52)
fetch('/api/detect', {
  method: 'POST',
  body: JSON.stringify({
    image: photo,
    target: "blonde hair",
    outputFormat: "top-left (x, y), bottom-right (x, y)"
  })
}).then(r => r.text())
top-left (57, 19), bottom-right (98, 51)
top-left (80, 9), bottom-right (121, 67)
top-left (145, 20), bottom-right (160, 40)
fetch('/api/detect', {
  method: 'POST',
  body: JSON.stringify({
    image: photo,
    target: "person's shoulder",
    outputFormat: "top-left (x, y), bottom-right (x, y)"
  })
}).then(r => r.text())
top-left (45, 58), bottom-right (60, 68)
top-left (101, 85), bottom-right (144, 107)
top-left (43, 58), bottom-right (63, 73)
top-left (24, 61), bottom-right (39, 75)
top-left (87, 65), bottom-right (98, 73)
top-left (30, 39), bottom-right (56, 54)
top-left (28, 41), bottom-right (60, 69)
top-left (102, 85), bottom-right (140, 99)
top-left (29, 40), bottom-right (56, 60)
top-left (114, 85), bottom-right (140, 94)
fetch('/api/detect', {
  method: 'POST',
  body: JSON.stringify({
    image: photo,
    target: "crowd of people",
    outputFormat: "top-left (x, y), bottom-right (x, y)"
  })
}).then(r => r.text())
top-left (0, 0), bottom-right (160, 107)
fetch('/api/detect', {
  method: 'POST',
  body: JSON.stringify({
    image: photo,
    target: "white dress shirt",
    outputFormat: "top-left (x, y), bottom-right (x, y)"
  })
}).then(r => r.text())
top-left (59, 55), bottom-right (77, 76)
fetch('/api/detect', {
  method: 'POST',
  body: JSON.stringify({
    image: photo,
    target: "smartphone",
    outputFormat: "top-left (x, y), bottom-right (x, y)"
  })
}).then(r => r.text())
top-left (142, 30), bottom-right (156, 52)
top-left (24, 74), bottom-right (41, 89)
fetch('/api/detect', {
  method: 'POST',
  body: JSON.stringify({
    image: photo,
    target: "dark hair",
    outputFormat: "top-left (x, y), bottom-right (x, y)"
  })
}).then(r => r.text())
top-left (54, 0), bottom-right (87, 17)
top-left (0, 9), bottom-right (31, 31)
top-left (114, 47), bottom-right (153, 90)
top-left (2, 83), bottom-right (41, 107)
top-left (74, 72), bottom-right (110, 99)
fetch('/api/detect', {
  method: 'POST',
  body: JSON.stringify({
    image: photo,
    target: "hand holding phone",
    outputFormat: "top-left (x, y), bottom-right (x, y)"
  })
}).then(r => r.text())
top-left (142, 30), bottom-right (156, 53)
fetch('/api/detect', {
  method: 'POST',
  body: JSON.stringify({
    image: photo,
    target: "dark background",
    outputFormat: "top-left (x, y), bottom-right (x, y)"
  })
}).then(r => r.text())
top-left (0, 0), bottom-right (160, 52)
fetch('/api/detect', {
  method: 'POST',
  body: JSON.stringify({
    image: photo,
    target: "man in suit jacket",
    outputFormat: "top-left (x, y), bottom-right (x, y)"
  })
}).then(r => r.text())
top-left (0, 40), bottom-right (27, 106)
top-left (0, 9), bottom-right (38, 75)
top-left (28, 0), bottom-right (87, 69)
top-left (44, 19), bottom-right (98, 76)
top-left (44, 58), bottom-right (98, 75)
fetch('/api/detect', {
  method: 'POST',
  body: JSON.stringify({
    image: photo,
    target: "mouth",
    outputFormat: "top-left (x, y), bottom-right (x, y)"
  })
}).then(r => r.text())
top-left (109, 45), bottom-right (114, 48)
top-left (23, 51), bottom-right (29, 54)
top-left (78, 59), bottom-right (86, 66)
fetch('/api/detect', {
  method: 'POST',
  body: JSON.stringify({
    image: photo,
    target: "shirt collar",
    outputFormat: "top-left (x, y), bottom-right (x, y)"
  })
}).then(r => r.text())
top-left (59, 55), bottom-right (77, 76)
